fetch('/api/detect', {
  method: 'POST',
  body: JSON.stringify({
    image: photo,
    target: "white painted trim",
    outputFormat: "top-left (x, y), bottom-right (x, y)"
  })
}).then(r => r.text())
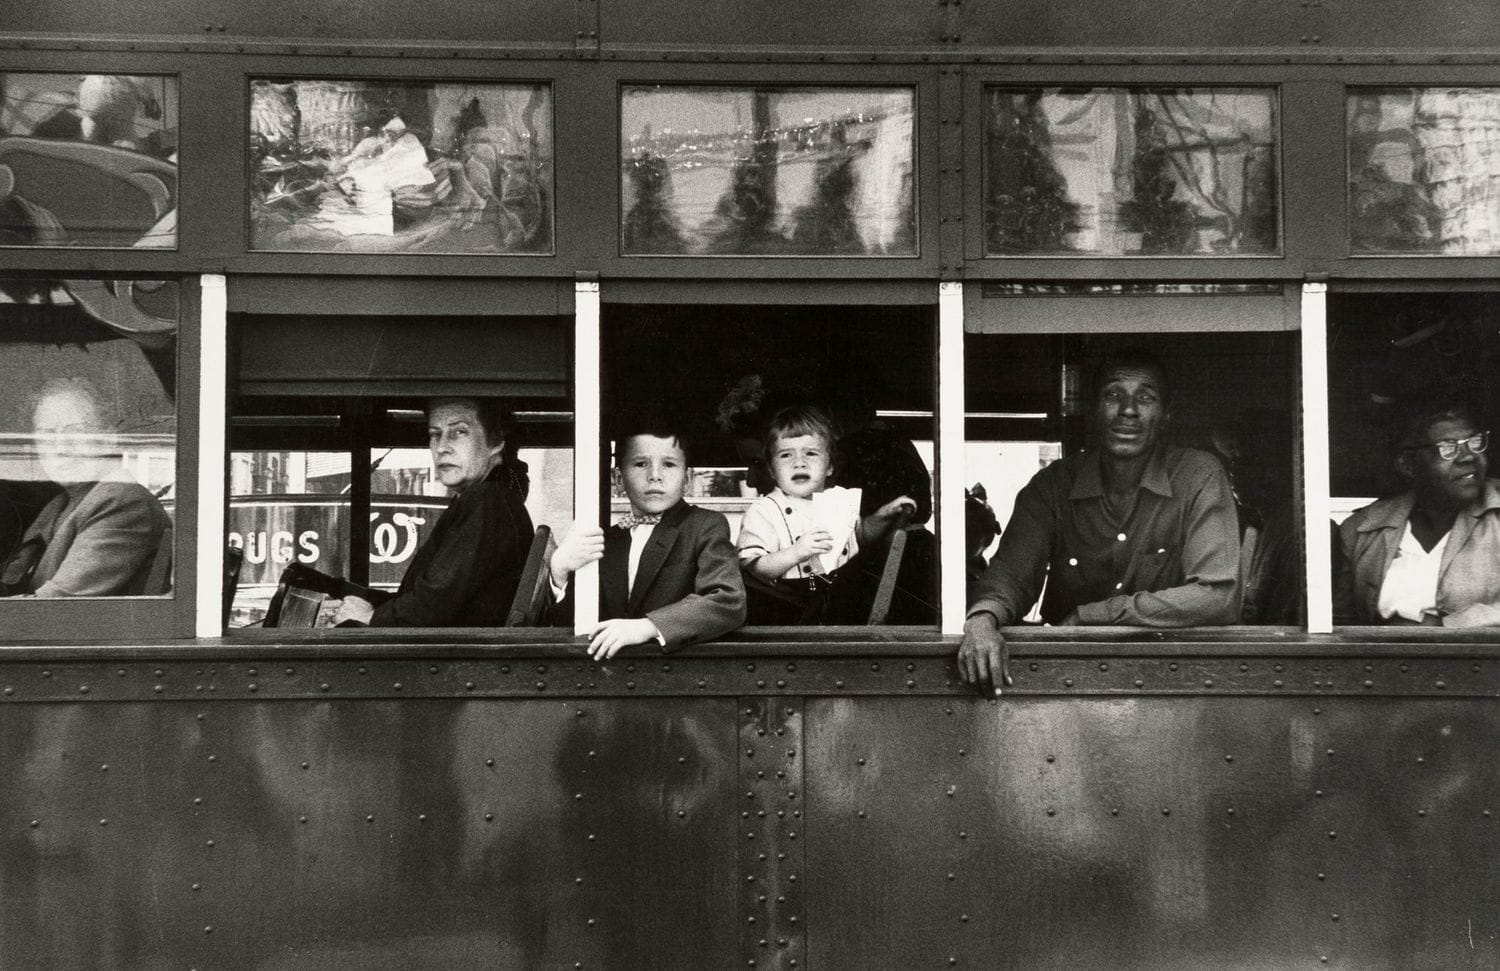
top-left (1300, 282), bottom-right (1333, 634)
top-left (938, 281), bottom-right (967, 636)
top-left (196, 274), bottom-right (228, 637)
top-left (572, 279), bottom-right (601, 635)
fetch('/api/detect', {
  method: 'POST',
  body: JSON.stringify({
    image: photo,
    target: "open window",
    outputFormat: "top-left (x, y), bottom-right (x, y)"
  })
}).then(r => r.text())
top-left (225, 281), bottom-right (572, 630)
top-left (964, 284), bottom-right (1302, 628)
top-left (1327, 290), bottom-right (1499, 629)
top-left (600, 301), bottom-right (938, 628)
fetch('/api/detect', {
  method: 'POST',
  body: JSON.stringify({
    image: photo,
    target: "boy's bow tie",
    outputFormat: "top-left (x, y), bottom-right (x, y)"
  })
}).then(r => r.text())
top-left (616, 513), bottom-right (662, 531)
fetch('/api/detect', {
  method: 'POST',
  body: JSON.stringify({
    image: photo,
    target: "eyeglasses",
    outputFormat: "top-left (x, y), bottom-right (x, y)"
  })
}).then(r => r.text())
top-left (1405, 431), bottom-right (1489, 462)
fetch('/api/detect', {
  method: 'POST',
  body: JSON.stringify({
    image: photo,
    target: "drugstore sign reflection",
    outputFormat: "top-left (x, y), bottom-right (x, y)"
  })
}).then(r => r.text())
top-left (227, 496), bottom-right (445, 587)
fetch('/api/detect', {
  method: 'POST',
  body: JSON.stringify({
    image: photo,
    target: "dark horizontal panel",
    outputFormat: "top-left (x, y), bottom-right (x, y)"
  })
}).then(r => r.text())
top-left (228, 276), bottom-right (570, 316)
top-left (0, 0), bottom-right (577, 44)
top-left (233, 314), bottom-right (570, 397)
top-left (602, 0), bottom-right (940, 49)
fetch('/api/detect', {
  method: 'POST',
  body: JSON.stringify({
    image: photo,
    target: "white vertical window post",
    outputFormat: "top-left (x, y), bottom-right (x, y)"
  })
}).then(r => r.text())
top-left (572, 275), bottom-right (602, 635)
top-left (195, 274), bottom-right (228, 638)
top-left (1300, 280), bottom-right (1334, 634)
top-left (938, 282), bottom-right (968, 636)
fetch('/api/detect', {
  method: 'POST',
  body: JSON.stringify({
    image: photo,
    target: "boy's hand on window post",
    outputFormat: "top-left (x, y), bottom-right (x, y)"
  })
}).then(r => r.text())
top-left (587, 618), bottom-right (661, 660)
top-left (550, 521), bottom-right (605, 587)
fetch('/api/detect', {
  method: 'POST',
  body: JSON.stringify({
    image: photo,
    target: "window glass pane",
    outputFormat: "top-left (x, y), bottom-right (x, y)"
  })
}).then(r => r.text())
top-left (984, 88), bottom-right (1279, 256)
top-left (0, 278), bottom-right (177, 598)
top-left (602, 305), bottom-right (937, 629)
top-left (965, 330), bottom-right (1300, 627)
top-left (250, 78), bottom-right (553, 254)
top-left (1, 73), bottom-right (178, 248)
top-left (228, 451), bottom-right (352, 627)
top-left (620, 86), bottom-right (916, 256)
top-left (1349, 88), bottom-right (1500, 255)
top-left (1328, 294), bottom-right (1499, 627)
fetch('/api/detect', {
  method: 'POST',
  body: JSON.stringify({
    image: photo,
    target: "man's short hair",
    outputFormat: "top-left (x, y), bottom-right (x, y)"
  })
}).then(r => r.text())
top-left (763, 405), bottom-right (838, 458)
top-left (1390, 389), bottom-right (1485, 450)
top-left (1090, 347), bottom-right (1171, 407)
top-left (614, 411), bottom-right (691, 467)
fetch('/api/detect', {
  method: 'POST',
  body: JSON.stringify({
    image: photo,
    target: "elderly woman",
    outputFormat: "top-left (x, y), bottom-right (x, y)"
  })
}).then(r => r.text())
top-left (333, 397), bottom-right (534, 627)
top-left (1335, 394), bottom-right (1500, 627)
top-left (1, 377), bottom-right (171, 597)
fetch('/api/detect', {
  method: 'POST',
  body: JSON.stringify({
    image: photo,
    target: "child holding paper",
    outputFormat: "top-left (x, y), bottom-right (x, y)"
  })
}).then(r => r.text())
top-left (737, 405), bottom-right (915, 591)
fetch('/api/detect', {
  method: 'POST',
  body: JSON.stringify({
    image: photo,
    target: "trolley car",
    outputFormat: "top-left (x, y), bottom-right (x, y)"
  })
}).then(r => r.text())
top-left (1, 0), bottom-right (1499, 965)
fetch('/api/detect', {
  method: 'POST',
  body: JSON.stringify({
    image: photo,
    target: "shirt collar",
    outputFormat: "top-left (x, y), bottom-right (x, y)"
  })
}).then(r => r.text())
top-left (1070, 446), bottom-right (1175, 501)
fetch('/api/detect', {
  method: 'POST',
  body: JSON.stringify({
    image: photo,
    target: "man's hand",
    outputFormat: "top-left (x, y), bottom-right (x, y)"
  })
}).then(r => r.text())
top-left (957, 613), bottom-right (1010, 695)
top-left (550, 521), bottom-right (605, 587)
top-left (587, 617), bottom-right (661, 660)
top-left (330, 595), bottom-right (374, 626)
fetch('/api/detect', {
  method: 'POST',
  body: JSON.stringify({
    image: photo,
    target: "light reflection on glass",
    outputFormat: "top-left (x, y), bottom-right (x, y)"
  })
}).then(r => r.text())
top-left (620, 86), bottom-right (916, 256)
top-left (984, 88), bottom-right (1279, 257)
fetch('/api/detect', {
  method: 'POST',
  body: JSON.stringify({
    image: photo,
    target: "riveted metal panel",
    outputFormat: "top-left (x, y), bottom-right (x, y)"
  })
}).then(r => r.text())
top-left (0, 653), bottom-right (1497, 703)
top-left (0, 697), bottom-right (739, 967)
top-left (739, 697), bottom-right (806, 969)
top-left (802, 695), bottom-right (1500, 968)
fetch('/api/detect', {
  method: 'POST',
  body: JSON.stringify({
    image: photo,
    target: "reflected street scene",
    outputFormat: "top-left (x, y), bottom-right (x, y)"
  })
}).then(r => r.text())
top-left (620, 86), bottom-right (915, 256)
top-left (0, 73), bottom-right (177, 248)
top-left (250, 78), bottom-right (553, 254)
top-left (984, 87), bottom-right (1278, 256)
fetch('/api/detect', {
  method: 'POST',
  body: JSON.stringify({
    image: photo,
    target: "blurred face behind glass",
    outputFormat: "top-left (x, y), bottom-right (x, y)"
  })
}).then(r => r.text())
top-left (1400, 415), bottom-right (1488, 511)
top-left (769, 433), bottom-right (833, 500)
top-left (428, 399), bottom-right (501, 493)
top-left (617, 434), bottom-right (687, 516)
top-left (33, 384), bottom-right (115, 486)
top-left (1096, 366), bottom-right (1169, 461)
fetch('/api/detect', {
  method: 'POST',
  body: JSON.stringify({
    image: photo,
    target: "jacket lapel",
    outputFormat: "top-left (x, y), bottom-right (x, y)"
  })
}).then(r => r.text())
top-left (600, 526), bottom-right (630, 619)
top-left (628, 522), bottom-right (680, 613)
top-left (627, 502), bottom-right (690, 613)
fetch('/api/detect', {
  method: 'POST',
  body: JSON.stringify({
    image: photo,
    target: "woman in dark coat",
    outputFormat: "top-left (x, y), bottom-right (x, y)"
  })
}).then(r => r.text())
top-left (334, 397), bottom-right (534, 626)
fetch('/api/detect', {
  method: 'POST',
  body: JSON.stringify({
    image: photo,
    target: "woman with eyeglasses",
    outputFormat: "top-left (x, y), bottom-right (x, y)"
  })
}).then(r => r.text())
top-left (1335, 392), bottom-right (1499, 626)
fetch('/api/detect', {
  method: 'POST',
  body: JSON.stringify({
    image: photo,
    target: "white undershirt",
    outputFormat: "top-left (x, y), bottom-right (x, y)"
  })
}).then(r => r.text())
top-left (1377, 523), bottom-right (1448, 623)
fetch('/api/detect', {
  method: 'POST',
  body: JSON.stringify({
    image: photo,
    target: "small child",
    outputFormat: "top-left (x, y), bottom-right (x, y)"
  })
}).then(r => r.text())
top-left (549, 418), bottom-right (746, 659)
top-left (737, 405), bottom-right (915, 587)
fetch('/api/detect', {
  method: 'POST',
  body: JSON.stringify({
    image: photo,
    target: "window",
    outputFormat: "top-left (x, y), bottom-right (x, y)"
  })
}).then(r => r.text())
top-left (0, 277), bottom-right (177, 599)
top-left (965, 291), bottom-right (1301, 627)
top-left (1349, 87), bottom-right (1500, 255)
top-left (227, 308), bottom-right (571, 629)
top-left (249, 77), bottom-right (554, 254)
top-left (0, 72), bottom-right (178, 249)
top-left (620, 85), bottom-right (916, 256)
top-left (983, 87), bottom-right (1279, 257)
top-left (1326, 291), bottom-right (1499, 627)
top-left (601, 302), bottom-right (937, 627)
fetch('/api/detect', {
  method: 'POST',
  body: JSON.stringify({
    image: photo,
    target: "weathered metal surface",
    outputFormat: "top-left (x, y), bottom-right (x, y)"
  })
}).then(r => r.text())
top-left (805, 696), bottom-right (1500, 969)
top-left (0, 650), bottom-right (1496, 967)
top-left (0, 653), bottom-right (1496, 702)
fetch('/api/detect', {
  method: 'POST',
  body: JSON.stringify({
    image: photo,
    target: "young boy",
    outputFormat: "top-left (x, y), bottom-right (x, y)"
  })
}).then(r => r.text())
top-left (549, 419), bottom-right (746, 659)
top-left (737, 405), bottom-right (915, 586)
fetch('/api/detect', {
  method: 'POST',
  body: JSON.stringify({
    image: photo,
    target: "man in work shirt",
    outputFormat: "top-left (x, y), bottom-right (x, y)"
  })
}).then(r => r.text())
top-left (959, 347), bottom-right (1241, 694)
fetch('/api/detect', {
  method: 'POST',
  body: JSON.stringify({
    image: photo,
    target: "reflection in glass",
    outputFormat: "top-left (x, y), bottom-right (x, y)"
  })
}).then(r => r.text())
top-left (1348, 88), bottom-right (1500, 255)
top-left (0, 279), bottom-right (177, 598)
top-left (620, 86), bottom-right (915, 256)
top-left (250, 78), bottom-right (553, 254)
top-left (0, 73), bottom-right (178, 248)
top-left (984, 88), bottom-right (1278, 256)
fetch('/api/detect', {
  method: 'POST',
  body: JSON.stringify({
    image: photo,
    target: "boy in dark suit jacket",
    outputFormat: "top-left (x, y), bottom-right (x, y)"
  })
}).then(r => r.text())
top-left (549, 421), bottom-right (746, 659)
